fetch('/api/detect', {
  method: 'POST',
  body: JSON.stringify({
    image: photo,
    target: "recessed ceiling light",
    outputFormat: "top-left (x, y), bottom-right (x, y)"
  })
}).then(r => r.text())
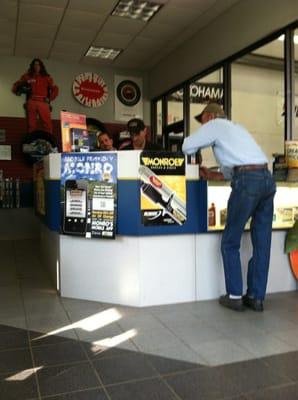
top-left (85, 46), bottom-right (122, 60)
top-left (112, 0), bottom-right (162, 22)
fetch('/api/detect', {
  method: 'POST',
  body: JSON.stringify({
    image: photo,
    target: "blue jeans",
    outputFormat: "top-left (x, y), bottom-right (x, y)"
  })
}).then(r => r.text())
top-left (221, 169), bottom-right (276, 300)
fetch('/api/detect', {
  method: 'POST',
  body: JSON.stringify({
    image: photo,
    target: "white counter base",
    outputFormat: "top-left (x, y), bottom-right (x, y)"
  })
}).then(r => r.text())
top-left (39, 223), bottom-right (297, 307)
top-left (196, 231), bottom-right (297, 301)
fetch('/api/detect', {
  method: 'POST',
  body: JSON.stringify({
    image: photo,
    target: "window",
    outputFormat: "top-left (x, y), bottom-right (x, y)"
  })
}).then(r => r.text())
top-left (189, 69), bottom-right (223, 167)
top-left (231, 37), bottom-right (284, 162)
top-left (156, 99), bottom-right (162, 137)
top-left (166, 88), bottom-right (184, 125)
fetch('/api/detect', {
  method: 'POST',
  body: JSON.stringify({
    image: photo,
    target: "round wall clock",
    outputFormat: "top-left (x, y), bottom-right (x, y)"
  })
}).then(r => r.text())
top-left (72, 72), bottom-right (108, 108)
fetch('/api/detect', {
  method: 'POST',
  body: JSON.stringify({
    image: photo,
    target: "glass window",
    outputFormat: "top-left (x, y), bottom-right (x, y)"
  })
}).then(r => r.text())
top-left (231, 38), bottom-right (284, 165)
top-left (189, 69), bottom-right (223, 168)
top-left (166, 88), bottom-right (184, 124)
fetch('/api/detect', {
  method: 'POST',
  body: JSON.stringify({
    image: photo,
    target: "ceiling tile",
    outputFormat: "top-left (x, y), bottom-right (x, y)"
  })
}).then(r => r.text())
top-left (152, 5), bottom-right (201, 26)
top-left (140, 22), bottom-right (185, 40)
top-left (0, 20), bottom-right (16, 36)
top-left (15, 37), bottom-right (52, 58)
top-left (129, 36), bottom-right (166, 52)
top-left (113, 47), bottom-right (149, 68)
top-left (102, 16), bottom-right (146, 35)
top-left (1, 0), bottom-right (18, 20)
top-left (57, 26), bottom-right (96, 44)
top-left (0, 34), bottom-right (14, 47)
top-left (50, 40), bottom-right (88, 55)
top-left (168, 0), bottom-right (217, 11)
top-left (0, 47), bottom-right (13, 56)
top-left (68, 0), bottom-right (118, 14)
top-left (50, 52), bottom-right (82, 63)
top-left (18, 22), bottom-right (57, 40)
top-left (19, 4), bottom-right (64, 25)
top-left (62, 9), bottom-right (105, 29)
top-left (20, 0), bottom-right (68, 7)
top-left (93, 32), bottom-right (133, 49)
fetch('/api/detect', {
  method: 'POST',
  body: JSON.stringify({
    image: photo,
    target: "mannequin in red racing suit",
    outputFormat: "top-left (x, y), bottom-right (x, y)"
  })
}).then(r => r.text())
top-left (12, 58), bottom-right (59, 134)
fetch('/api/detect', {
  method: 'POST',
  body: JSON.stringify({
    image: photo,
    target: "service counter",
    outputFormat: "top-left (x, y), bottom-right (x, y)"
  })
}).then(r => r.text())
top-left (38, 151), bottom-right (297, 306)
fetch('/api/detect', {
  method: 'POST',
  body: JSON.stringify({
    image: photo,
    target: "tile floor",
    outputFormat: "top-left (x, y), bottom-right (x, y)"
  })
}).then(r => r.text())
top-left (0, 238), bottom-right (298, 399)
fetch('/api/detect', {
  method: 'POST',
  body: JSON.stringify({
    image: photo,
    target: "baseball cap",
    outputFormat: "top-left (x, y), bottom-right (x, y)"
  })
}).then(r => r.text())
top-left (127, 118), bottom-right (145, 136)
top-left (194, 103), bottom-right (225, 123)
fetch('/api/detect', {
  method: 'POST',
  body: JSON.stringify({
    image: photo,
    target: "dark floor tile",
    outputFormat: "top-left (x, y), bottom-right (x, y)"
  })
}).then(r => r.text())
top-left (262, 351), bottom-right (298, 381)
top-left (0, 371), bottom-right (38, 399)
top-left (165, 368), bottom-right (242, 400)
top-left (0, 330), bottom-right (29, 350)
top-left (220, 358), bottom-right (291, 394)
top-left (146, 353), bottom-right (204, 375)
top-left (247, 382), bottom-right (298, 399)
top-left (42, 387), bottom-right (108, 399)
top-left (32, 341), bottom-right (87, 367)
top-left (37, 362), bottom-right (100, 397)
top-left (93, 353), bottom-right (158, 385)
top-left (0, 348), bottom-right (33, 374)
top-left (30, 330), bottom-right (77, 347)
top-left (0, 324), bottom-right (24, 334)
top-left (106, 377), bottom-right (177, 400)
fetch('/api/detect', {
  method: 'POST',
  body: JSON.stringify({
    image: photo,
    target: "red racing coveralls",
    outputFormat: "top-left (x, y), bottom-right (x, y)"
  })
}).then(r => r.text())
top-left (12, 73), bottom-right (59, 133)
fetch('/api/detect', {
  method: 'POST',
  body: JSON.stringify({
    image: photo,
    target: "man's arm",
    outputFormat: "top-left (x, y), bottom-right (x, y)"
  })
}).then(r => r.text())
top-left (182, 122), bottom-right (217, 155)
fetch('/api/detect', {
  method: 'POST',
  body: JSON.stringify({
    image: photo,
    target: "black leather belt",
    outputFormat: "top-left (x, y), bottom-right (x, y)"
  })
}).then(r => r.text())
top-left (234, 163), bottom-right (268, 172)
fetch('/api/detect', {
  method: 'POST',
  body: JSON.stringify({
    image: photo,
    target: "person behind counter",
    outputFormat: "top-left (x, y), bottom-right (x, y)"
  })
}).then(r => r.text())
top-left (182, 102), bottom-right (276, 312)
top-left (12, 58), bottom-right (59, 134)
top-left (120, 118), bottom-right (162, 151)
top-left (97, 132), bottom-right (116, 151)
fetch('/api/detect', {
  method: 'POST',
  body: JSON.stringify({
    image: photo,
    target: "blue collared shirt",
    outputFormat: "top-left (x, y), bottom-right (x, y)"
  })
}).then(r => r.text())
top-left (182, 119), bottom-right (268, 177)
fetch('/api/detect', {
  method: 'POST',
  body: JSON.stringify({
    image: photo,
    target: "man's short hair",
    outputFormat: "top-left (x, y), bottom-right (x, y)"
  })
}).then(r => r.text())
top-left (127, 118), bottom-right (145, 136)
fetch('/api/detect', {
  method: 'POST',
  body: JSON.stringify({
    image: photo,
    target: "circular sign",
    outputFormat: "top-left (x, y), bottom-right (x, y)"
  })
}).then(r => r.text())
top-left (116, 80), bottom-right (141, 106)
top-left (72, 72), bottom-right (108, 108)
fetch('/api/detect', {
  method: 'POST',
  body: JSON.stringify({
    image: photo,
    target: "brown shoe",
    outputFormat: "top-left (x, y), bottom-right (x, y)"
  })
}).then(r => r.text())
top-left (242, 295), bottom-right (264, 312)
top-left (219, 295), bottom-right (245, 312)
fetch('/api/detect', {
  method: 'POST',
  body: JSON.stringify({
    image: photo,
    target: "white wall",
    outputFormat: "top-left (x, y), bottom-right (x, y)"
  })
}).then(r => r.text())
top-left (149, 0), bottom-right (298, 98)
top-left (0, 55), bottom-right (150, 124)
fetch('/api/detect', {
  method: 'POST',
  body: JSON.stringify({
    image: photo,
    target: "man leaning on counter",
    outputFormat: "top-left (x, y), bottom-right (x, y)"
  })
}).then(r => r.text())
top-left (182, 102), bottom-right (276, 313)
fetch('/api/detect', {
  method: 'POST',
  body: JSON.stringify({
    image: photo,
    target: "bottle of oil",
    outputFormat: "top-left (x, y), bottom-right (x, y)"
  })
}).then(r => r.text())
top-left (208, 203), bottom-right (216, 227)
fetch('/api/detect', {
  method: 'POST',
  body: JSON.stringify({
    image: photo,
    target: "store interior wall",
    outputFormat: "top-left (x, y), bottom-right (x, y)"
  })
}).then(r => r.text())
top-left (0, 55), bottom-right (150, 124)
top-left (148, 0), bottom-right (298, 98)
top-left (0, 55), bottom-right (150, 181)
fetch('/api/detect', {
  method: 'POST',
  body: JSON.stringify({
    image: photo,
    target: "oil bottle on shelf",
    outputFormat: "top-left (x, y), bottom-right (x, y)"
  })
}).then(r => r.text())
top-left (208, 202), bottom-right (216, 227)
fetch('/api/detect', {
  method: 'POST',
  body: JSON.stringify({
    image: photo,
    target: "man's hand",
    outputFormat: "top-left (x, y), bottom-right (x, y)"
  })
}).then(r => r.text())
top-left (199, 166), bottom-right (224, 180)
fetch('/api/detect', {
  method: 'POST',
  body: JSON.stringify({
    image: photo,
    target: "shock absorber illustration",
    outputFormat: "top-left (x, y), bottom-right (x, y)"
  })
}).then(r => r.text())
top-left (139, 165), bottom-right (186, 225)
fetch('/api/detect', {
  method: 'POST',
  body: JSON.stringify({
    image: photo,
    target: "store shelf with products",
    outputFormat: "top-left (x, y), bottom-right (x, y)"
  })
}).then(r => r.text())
top-left (207, 181), bottom-right (298, 231)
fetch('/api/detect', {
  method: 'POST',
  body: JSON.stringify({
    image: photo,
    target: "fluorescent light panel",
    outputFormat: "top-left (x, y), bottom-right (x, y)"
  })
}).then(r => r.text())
top-left (85, 46), bottom-right (122, 60)
top-left (112, 0), bottom-right (162, 22)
